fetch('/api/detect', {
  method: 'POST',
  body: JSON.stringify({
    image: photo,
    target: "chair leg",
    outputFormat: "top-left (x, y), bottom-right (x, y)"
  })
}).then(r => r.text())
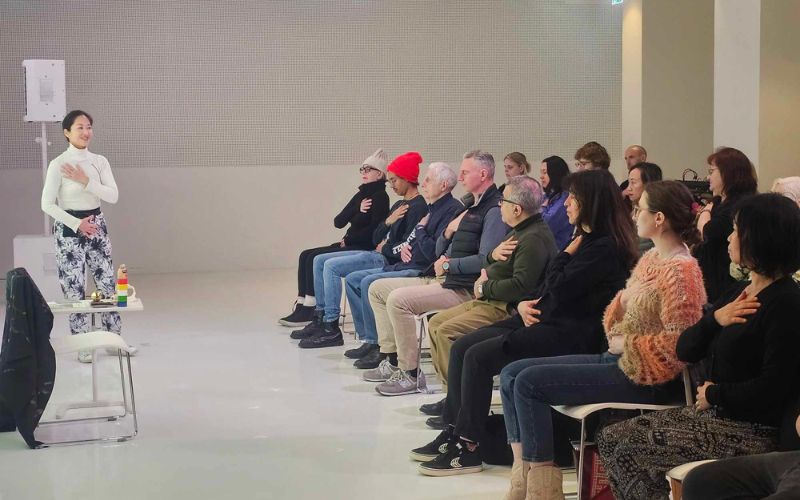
top-left (416, 316), bottom-right (426, 392)
top-left (577, 418), bottom-right (586, 500)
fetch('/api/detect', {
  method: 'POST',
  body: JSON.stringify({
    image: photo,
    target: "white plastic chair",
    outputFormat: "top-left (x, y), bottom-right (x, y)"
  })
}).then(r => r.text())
top-left (552, 368), bottom-right (694, 500)
top-left (37, 331), bottom-right (138, 447)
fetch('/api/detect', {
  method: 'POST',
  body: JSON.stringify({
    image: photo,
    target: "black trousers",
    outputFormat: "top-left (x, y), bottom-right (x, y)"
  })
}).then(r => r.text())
top-left (682, 451), bottom-right (800, 500)
top-left (442, 314), bottom-right (599, 442)
top-left (296, 244), bottom-right (358, 297)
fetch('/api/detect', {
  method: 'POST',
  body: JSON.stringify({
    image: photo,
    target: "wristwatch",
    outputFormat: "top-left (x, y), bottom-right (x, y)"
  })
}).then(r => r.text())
top-left (442, 261), bottom-right (450, 273)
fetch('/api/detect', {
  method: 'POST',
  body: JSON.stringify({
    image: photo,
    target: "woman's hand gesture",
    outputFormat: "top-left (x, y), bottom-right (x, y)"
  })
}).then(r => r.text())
top-left (713, 290), bottom-right (760, 327)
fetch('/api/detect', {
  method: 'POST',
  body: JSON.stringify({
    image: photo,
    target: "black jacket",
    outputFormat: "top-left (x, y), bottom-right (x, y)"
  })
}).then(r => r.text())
top-left (335, 180), bottom-right (391, 249)
top-left (693, 195), bottom-right (747, 302)
top-left (504, 233), bottom-right (631, 354)
top-left (676, 277), bottom-right (800, 428)
top-left (384, 193), bottom-right (463, 271)
top-left (0, 268), bottom-right (56, 448)
top-left (372, 194), bottom-right (428, 264)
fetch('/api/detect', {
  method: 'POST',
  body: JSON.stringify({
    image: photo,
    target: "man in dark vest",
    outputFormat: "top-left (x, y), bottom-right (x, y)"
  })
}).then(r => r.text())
top-left (363, 150), bottom-right (508, 395)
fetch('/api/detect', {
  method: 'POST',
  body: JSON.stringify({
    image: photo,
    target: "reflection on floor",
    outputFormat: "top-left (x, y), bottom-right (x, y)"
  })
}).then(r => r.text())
top-left (0, 270), bottom-right (578, 500)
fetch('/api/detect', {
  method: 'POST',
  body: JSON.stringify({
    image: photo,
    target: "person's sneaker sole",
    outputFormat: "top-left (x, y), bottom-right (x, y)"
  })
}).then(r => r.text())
top-left (278, 319), bottom-right (312, 327)
top-left (375, 383), bottom-right (419, 397)
top-left (418, 463), bottom-right (483, 477)
top-left (298, 336), bottom-right (344, 349)
top-left (409, 449), bottom-right (440, 462)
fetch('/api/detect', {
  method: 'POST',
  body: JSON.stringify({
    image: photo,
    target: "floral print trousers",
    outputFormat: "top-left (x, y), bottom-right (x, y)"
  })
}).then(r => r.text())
top-left (54, 213), bottom-right (121, 335)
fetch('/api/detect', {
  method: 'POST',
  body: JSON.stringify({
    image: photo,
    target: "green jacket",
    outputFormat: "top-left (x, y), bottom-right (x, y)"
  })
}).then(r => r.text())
top-left (482, 213), bottom-right (558, 305)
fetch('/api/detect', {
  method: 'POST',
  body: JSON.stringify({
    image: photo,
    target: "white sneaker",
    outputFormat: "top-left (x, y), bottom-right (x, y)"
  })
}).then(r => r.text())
top-left (77, 351), bottom-right (93, 363)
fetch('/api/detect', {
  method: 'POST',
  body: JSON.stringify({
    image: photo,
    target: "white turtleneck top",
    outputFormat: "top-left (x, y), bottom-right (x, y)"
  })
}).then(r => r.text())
top-left (41, 144), bottom-right (119, 232)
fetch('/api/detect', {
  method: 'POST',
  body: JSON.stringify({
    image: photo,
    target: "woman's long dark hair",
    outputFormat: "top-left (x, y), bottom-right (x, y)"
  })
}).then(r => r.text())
top-left (564, 170), bottom-right (639, 267)
top-left (542, 155), bottom-right (570, 202)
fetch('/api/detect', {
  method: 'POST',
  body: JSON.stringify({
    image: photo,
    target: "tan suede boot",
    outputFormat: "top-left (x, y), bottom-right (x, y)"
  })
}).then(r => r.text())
top-left (526, 465), bottom-right (564, 500)
top-left (503, 461), bottom-right (529, 500)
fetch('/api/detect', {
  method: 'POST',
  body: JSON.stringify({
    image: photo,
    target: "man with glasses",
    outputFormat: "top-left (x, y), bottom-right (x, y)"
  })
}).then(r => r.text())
top-left (418, 176), bottom-right (558, 398)
top-left (574, 141), bottom-right (611, 172)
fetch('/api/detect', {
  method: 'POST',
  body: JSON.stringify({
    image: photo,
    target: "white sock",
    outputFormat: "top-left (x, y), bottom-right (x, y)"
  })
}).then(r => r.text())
top-left (303, 296), bottom-right (317, 307)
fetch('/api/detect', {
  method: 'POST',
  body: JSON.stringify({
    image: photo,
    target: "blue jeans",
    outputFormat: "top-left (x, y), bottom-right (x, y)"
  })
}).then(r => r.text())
top-left (344, 268), bottom-right (421, 344)
top-left (312, 251), bottom-right (387, 322)
top-left (500, 352), bottom-right (680, 462)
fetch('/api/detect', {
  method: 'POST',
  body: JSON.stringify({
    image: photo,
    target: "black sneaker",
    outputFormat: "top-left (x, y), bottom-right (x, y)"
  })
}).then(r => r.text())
top-left (353, 348), bottom-right (383, 369)
top-left (344, 342), bottom-right (379, 359)
top-left (418, 438), bottom-right (483, 477)
top-left (279, 304), bottom-right (315, 327)
top-left (426, 415), bottom-right (446, 430)
top-left (419, 397), bottom-right (446, 416)
top-left (298, 321), bottom-right (344, 349)
top-left (409, 427), bottom-right (454, 461)
top-left (290, 310), bottom-right (323, 339)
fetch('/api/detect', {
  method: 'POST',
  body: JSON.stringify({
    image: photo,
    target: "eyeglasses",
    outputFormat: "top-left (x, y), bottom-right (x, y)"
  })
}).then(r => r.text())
top-left (360, 166), bottom-right (380, 175)
top-left (707, 166), bottom-right (719, 176)
top-left (574, 160), bottom-right (591, 170)
top-left (499, 197), bottom-right (522, 207)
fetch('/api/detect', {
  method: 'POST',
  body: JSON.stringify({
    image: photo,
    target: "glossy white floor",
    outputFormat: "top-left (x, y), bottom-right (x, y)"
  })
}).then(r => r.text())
top-left (0, 270), bottom-right (559, 500)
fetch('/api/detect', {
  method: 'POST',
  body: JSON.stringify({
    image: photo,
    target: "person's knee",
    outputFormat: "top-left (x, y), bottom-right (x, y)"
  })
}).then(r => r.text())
top-left (681, 465), bottom-right (718, 499)
top-left (344, 273), bottom-right (361, 293)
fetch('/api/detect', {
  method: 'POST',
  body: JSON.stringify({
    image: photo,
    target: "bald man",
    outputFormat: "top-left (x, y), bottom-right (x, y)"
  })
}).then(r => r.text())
top-left (620, 145), bottom-right (647, 190)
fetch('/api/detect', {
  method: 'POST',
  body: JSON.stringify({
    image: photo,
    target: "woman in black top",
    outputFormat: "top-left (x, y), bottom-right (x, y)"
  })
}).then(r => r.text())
top-left (413, 170), bottom-right (638, 478)
top-left (279, 150), bottom-right (390, 326)
top-left (598, 193), bottom-right (800, 500)
top-left (693, 147), bottom-right (758, 302)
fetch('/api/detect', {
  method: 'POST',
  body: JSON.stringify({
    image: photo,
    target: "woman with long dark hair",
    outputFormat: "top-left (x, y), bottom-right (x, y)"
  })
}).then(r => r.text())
top-left (500, 181), bottom-right (706, 499)
top-left (693, 147), bottom-right (758, 302)
top-left (411, 170), bottom-right (638, 478)
top-left (539, 155), bottom-right (572, 250)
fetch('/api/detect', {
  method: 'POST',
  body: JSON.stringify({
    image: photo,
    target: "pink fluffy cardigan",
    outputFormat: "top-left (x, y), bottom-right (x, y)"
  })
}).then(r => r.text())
top-left (603, 249), bottom-right (707, 385)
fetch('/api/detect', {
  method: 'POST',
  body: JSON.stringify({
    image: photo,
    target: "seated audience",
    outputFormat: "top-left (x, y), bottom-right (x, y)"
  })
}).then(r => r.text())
top-left (341, 162), bottom-right (463, 362)
top-left (598, 193), bottom-right (800, 500)
top-left (292, 152), bottom-right (427, 348)
top-left (539, 155), bottom-right (573, 250)
top-left (500, 181), bottom-right (705, 498)
top-left (619, 144), bottom-right (648, 191)
top-left (361, 150), bottom-right (508, 382)
top-left (412, 176), bottom-right (557, 393)
top-left (279, 149), bottom-right (390, 326)
top-left (693, 147), bottom-right (758, 302)
top-left (624, 161), bottom-right (663, 254)
top-left (573, 141), bottom-right (611, 171)
top-left (412, 169), bottom-right (637, 477)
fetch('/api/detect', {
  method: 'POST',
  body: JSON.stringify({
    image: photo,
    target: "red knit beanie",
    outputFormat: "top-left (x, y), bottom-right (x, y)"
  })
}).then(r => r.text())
top-left (387, 152), bottom-right (422, 184)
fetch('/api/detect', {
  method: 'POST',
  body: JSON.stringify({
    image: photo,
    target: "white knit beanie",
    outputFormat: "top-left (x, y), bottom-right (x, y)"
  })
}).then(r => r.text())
top-left (363, 148), bottom-right (389, 173)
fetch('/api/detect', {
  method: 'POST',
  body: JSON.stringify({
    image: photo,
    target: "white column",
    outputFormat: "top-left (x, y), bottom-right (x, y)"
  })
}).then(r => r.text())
top-left (621, 0), bottom-right (643, 178)
top-left (714, 0), bottom-right (760, 169)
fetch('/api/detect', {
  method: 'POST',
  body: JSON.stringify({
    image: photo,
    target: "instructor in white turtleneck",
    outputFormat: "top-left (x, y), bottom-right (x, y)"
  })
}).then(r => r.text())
top-left (41, 110), bottom-right (130, 363)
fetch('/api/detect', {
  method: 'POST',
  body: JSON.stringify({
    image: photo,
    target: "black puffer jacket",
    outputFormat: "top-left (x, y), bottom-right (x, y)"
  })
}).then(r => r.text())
top-left (0, 268), bottom-right (56, 448)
